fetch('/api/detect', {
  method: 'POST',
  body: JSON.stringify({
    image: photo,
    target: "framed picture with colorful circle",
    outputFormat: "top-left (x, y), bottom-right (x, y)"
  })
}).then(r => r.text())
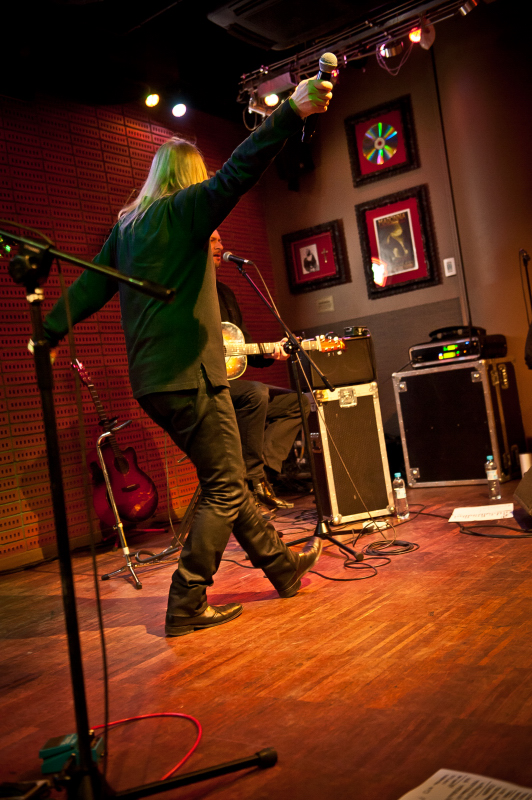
top-left (344, 95), bottom-right (419, 187)
top-left (282, 220), bottom-right (350, 295)
top-left (355, 184), bottom-right (439, 299)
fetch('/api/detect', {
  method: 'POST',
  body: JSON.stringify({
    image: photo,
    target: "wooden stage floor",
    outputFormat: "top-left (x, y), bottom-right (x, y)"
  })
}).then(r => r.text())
top-left (2, 480), bottom-right (532, 799)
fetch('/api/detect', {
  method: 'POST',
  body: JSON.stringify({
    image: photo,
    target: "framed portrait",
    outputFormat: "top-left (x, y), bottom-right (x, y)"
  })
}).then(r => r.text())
top-left (344, 95), bottom-right (419, 187)
top-left (282, 220), bottom-right (350, 295)
top-left (355, 184), bottom-right (439, 299)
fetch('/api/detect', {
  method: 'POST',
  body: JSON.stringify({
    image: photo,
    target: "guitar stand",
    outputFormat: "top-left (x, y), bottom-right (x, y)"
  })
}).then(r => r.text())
top-left (97, 425), bottom-right (143, 589)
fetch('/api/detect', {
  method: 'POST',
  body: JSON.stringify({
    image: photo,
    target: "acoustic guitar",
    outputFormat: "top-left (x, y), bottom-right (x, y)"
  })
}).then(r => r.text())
top-left (222, 322), bottom-right (346, 379)
top-left (72, 359), bottom-right (158, 528)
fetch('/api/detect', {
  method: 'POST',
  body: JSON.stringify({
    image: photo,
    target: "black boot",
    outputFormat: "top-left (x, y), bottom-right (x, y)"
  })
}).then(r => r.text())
top-left (253, 477), bottom-right (294, 509)
top-left (165, 603), bottom-right (243, 637)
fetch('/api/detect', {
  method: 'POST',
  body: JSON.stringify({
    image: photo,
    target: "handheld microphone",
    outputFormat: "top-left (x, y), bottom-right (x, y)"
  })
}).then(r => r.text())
top-left (301, 52), bottom-right (337, 143)
top-left (222, 251), bottom-right (255, 267)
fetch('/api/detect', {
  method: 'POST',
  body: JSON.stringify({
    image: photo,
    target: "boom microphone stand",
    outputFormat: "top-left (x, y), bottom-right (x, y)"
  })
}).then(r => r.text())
top-left (1, 225), bottom-right (278, 800)
top-left (223, 252), bottom-right (363, 562)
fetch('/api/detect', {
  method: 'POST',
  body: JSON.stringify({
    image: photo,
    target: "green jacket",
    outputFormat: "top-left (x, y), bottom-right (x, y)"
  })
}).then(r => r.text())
top-left (44, 100), bottom-right (302, 398)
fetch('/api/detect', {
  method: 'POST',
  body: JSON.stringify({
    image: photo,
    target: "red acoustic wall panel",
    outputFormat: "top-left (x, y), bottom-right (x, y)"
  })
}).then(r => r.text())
top-left (0, 94), bottom-right (288, 569)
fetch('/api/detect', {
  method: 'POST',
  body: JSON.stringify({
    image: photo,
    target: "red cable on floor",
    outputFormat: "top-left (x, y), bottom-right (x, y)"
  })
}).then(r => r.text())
top-left (93, 712), bottom-right (202, 780)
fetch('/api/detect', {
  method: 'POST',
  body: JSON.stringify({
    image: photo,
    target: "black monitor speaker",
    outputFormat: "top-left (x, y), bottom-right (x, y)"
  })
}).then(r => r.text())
top-left (514, 468), bottom-right (532, 515)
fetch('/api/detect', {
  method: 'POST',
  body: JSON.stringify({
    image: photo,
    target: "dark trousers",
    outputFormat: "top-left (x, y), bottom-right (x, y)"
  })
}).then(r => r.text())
top-left (138, 371), bottom-right (297, 615)
top-left (229, 380), bottom-right (310, 485)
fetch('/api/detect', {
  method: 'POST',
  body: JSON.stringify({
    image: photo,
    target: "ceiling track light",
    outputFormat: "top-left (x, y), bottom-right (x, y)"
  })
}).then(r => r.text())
top-left (237, 1), bottom-right (481, 111)
top-left (379, 40), bottom-right (404, 58)
top-left (459, 0), bottom-right (478, 15)
top-left (420, 21), bottom-right (436, 49)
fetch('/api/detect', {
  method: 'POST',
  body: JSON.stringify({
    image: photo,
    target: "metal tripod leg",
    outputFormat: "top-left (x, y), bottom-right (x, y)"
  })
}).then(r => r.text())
top-left (97, 428), bottom-right (142, 589)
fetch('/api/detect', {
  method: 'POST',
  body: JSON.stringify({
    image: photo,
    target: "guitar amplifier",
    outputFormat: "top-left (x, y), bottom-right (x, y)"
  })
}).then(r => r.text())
top-left (393, 359), bottom-right (525, 487)
top-left (302, 328), bottom-right (376, 390)
top-left (308, 382), bottom-right (393, 523)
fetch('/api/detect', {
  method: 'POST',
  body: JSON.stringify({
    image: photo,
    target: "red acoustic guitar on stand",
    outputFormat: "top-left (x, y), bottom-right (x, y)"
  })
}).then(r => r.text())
top-left (72, 359), bottom-right (158, 529)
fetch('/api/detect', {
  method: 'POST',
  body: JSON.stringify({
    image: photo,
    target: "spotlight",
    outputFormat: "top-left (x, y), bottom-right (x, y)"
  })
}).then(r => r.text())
top-left (379, 40), bottom-right (404, 58)
top-left (459, 0), bottom-right (478, 15)
top-left (145, 93), bottom-right (160, 108)
top-left (172, 103), bottom-right (187, 117)
top-left (409, 27), bottom-right (422, 43)
top-left (264, 93), bottom-right (279, 107)
top-left (420, 23), bottom-right (436, 50)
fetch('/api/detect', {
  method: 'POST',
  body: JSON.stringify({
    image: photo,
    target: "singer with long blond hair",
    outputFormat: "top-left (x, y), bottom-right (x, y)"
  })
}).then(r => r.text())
top-left (43, 77), bottom-right (333, 636)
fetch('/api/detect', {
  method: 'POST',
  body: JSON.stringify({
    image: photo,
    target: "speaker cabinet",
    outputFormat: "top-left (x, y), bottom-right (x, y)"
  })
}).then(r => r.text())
top-left (514, 468), bottom-right (532, 516)
top-left (302, 331), bottom-right (376, 389)
top-left (308, 382), bottom-right (393, 523)
top-left (393, 359), bottom-right (525, 488)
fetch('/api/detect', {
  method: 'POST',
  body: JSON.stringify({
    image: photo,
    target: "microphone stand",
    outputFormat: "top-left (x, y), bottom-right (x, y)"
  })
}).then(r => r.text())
top-left (1, 226), bottom-right (278, 800)
top-left (229, 258), bottom-right (363, 562)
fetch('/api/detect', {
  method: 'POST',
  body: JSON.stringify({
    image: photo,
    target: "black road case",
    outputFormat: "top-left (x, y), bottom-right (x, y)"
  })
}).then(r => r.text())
top-left (392, 360), bottom-right (525, 487)
top-left (308, 382), bottom-right (393, 523)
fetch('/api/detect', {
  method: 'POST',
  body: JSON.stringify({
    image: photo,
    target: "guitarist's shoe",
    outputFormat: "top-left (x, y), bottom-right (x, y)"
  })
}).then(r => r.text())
top-left (254, 478), bottom-right (294, 510)
top-left (165, 603), bottom-right (243, 637)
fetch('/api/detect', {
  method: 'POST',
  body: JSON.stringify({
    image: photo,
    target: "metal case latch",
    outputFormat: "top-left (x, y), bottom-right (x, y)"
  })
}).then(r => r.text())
top-left (498, 363), bottom-right (509, 389)
top-left (339, 387), bottom-right (357, 407)
top-left (310, 432), bottom-right (322, 453)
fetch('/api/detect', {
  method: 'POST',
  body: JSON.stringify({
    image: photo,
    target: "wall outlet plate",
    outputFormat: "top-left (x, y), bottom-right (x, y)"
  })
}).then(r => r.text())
top-left (317, 295), bottom-right (334, 313)
top-left (443, 257), bottom-right (457, 277)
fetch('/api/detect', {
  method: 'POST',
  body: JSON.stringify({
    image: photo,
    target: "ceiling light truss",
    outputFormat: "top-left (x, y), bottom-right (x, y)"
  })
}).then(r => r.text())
top-left (238, 0), bottom-right (471, 107)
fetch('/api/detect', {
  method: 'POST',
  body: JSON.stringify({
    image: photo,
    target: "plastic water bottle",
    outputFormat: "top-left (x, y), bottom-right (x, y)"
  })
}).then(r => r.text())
top-left (393, 473), bottom-right (409, 520)
top-left (485, 455), bottom-right (501, 500)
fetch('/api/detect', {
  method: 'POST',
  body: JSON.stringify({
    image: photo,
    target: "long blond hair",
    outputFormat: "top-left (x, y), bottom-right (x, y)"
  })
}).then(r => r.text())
top-left (118, 137), bottom-right (208, 227)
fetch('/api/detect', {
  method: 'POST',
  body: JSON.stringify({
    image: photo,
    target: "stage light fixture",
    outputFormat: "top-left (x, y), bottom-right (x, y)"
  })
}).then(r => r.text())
top-left (145, 93), bottom-right (159, 107)
top-left (409, 27), bottom-right (422, 43)
top-left (459, 0), bottom-right (478, 15)
top-left (379, 40), bottom-right (404, 58)
top-left (172, 103), bottom-right (187, 117)
top-left (264, 93), bottom-right (279, 107)
top-left (256, 70), bottom-right (296, 99)
top-left (420, 23), bottom-right (436, 50)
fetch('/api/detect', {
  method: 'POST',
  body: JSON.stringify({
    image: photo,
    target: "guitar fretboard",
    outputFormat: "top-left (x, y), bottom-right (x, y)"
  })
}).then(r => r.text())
top-left (224, 339), bottom-right (320, 357)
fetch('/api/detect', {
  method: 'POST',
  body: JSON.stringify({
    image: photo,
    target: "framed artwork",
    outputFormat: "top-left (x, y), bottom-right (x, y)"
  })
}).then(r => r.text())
top-left (355, 184), bottom-right (439, 299)
top-left (344, 95), bottom-right (419, 187)
top-left (282, 220), bottom-right (350, 294)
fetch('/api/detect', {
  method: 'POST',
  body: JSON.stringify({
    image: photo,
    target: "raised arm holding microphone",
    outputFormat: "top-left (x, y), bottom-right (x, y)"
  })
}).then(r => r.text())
top-left (42, 73), bottom-right (333, 637)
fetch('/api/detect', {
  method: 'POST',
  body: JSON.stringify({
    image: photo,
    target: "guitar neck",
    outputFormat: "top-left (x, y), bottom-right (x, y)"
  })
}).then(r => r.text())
top-left (227, 339), bottom-right (320, 357)
top-left (85, 383), bottom-right (122, 460)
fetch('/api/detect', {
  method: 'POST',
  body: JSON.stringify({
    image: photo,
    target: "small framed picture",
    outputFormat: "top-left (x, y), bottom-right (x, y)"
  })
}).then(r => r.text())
top-left (344, 95), bottom-right (420, 187)
top-left (355, 184), bottom-right (439, 299)
top-left (282, 220), bottom-right (350, 294)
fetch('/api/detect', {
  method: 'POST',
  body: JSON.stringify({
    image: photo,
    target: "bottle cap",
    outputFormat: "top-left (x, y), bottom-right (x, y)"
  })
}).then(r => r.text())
top-left (487, 455), bottom-right (493, 461)
top-left (394, 472), bottom-right (401, 478)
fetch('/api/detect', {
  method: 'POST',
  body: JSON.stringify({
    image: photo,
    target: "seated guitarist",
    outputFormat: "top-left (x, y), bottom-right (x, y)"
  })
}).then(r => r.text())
top-left (210, 230), bottom-right (310, 510)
